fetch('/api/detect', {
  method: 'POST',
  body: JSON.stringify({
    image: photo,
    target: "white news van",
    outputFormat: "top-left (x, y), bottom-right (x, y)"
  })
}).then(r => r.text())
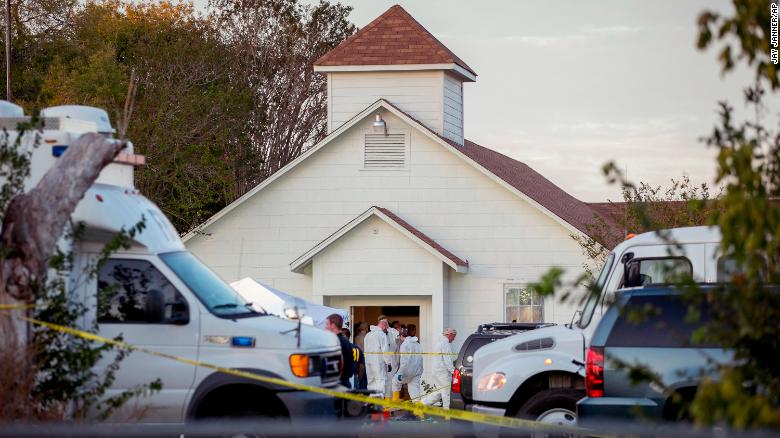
top-left (470, 226), bottom-right (723, 427)
top-left (0, 101), bottom-right (344, 422)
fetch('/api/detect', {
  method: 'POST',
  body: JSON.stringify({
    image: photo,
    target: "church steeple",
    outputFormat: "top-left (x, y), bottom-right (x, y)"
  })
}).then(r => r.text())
top-left (314, 5), bottom-right (475, 145)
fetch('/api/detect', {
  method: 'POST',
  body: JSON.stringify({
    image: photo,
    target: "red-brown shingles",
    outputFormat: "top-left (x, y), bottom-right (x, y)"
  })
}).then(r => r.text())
top-left (314, 5), bottom-right (476, 76)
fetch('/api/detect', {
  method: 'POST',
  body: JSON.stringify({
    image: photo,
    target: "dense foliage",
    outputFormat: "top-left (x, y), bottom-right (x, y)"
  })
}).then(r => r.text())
top-left (2, 0), bottom-right (355, 232)
top-left (536, 0), bottom-right (780, 428)
top-left (689, 1), bottom-right (780, 425)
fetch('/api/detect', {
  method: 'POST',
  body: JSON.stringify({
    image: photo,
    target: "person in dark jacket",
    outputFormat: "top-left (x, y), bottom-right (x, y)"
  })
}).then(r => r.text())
top-left (325, 313), bottom-right (354, 388)
top-left (343, 328), bottom-right (367, 390)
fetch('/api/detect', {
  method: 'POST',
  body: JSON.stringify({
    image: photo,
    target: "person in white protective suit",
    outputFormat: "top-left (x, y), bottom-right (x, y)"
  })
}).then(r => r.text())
top-left (391, 326), bottom-right (423, 401)
top-left (423, 327), bottom-right (457, 409)
top-left (378, 315), bottom-right (400, 397)
top-left (363, 319), bottom-right (392, 397)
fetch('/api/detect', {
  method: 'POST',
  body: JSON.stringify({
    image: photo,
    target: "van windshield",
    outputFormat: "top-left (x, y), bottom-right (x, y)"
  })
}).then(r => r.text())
top-left (578, 253), bottom-right (614, 328)
top-left (160, 251), bottom-right (263, 318)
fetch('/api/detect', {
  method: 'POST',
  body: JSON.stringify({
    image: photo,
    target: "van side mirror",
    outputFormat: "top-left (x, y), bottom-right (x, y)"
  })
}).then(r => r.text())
top-left (145, 290), bottom-right (166, 323)
top-left (624, 260), bottom-right (643, 288)
top-left (621, 252), bottom-right (635, 287)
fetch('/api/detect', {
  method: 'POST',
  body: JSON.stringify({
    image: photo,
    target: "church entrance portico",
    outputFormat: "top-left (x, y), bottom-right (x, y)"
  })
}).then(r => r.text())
top-left (325, 295), bottom-right (434, 382)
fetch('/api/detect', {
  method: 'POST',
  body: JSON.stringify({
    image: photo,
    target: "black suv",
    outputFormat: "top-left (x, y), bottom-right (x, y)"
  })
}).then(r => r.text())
top-left (450, 322), bottom-right (550, 410)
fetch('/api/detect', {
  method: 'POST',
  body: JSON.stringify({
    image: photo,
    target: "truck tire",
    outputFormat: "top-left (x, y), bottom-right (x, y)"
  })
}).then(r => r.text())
top-left (516, 388), bottom-right (582, 428)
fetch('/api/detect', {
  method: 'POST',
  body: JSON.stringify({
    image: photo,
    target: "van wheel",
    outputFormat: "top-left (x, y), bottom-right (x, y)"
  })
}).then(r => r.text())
top-left (192, 387), bottom-right (287, 438)
top-left (516, 389), bottom-right (582, 437)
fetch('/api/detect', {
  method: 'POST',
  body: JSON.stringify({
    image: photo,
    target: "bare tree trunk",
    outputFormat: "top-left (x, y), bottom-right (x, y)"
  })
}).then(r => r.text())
top-left (0, 132), bottom-right (125, 349)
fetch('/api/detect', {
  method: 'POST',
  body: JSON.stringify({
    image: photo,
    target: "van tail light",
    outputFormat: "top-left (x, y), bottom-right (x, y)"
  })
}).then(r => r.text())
top-left (451, 368), bottom-right (462, 394)
top-left (585, 347), bottom-right (604, 397)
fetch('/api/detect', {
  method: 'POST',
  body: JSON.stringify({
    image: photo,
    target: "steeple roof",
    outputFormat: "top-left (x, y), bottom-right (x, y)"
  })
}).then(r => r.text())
top-left (314, 5), bottom-right (476, 77)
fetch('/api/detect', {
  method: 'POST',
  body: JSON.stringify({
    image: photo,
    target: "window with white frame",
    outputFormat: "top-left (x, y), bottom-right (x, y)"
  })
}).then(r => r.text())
top-left (504, 284), bottom-right (544, 323)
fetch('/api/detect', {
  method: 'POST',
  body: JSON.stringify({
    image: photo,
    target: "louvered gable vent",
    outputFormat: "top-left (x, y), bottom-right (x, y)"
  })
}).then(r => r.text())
top-left (364, 133), bottom-right (406, 169)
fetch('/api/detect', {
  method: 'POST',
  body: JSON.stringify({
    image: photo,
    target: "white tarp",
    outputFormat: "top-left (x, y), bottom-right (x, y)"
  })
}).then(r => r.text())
top-left (230, 277), bottom-right (349, 328)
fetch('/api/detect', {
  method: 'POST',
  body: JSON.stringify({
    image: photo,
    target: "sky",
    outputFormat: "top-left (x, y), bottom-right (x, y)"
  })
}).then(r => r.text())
top-left (201, 0), bottom-right (777, 201)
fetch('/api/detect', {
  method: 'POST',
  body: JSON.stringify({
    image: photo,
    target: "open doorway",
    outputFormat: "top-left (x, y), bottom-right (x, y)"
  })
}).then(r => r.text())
top-left (350, 305), bottom-right (421, 401)
top-left (324, 295), bottom-right (433, 383)
top-left (350, 305), bottom-right (420, 346)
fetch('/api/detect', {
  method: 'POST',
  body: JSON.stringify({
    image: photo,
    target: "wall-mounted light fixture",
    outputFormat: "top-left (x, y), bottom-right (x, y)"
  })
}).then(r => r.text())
top-left (372, 113), bottom-right (387, 135)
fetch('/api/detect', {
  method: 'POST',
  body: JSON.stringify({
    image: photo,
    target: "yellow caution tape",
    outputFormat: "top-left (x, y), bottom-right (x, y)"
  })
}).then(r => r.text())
top-left (364, 351), bottom-right (457, 356)
top-left (10, 314), bottom-right (599, 435)
top-left (0, 303), bottom-right (33, 309)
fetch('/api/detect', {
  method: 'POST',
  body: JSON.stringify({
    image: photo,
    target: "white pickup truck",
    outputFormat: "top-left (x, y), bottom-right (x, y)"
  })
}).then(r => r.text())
top-left (470, 226), bottom-right (724, 427)
top-left (1, 101), bottom-right (344, 422)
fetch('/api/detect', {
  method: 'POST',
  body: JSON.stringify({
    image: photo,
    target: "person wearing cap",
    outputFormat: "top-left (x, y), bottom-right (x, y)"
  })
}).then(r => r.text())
top-left (391, 327), bottom-right (423, 401)
top-left (423, 327), bottom-right (457, 409)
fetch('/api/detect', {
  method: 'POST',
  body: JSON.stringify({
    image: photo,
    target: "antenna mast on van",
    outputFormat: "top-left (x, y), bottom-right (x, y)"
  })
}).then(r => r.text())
top-left (4, 0), bottom-right (11, 102)
top-left (118, 69), bottom-right (137, 139)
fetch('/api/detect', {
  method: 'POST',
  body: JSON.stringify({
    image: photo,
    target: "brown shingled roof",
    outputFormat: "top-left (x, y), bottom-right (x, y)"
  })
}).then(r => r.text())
top-left (458, 140), bottom-right (608, 237)
top-left (314, 5), bottom-right (476, 76)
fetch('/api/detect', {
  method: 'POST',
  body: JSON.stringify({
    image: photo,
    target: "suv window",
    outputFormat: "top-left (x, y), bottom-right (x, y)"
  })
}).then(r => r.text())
top-left (623, 257), bottom-right (693, 287)
top-left (606, 293), bottom-right (713, 348)
top-left (98, 259), bottom-right (188, 324)
top-left (717, 256), bottom-right (738, 282)
top-left (717, 254), bottom-right (768, 282)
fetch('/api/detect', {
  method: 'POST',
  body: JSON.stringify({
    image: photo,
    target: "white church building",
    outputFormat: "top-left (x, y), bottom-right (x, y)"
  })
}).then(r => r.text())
top-left (184, 5), bottom-right (606, 355)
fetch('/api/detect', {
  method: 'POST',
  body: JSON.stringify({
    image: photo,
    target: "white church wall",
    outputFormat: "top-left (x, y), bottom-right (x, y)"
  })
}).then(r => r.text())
top-left (328, 71), bottom-right (445, 134)
top-left (186, 108), bottom-right (589, 351)
top-left (310, 215), bottom-right (444, 296)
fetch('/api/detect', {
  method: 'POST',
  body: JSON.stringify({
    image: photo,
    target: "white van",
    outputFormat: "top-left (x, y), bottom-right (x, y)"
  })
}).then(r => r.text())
top-left (470, 226), bottom-right (722, 427)
top-left (1, 102), bottom-right (344, 422)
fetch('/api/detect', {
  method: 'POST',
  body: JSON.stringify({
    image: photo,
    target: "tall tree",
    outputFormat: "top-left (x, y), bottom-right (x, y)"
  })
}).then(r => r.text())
top-left (541, 0), bottom-right (780, 428)
top-left (8, 0), bottom-right (356, 233)
top-left (209, 0), bottom-right (356, 195)
top-left (32, 1), bottom-right (256, 232)
top-left (688, 0), bottom-right (780, 427)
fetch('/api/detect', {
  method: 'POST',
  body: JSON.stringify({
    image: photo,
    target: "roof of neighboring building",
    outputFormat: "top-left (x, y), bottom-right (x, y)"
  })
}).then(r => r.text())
top-left (314, 4), bottom-right (476, 76)
top-left (587, 202), bottom-right (625, 223)
top-left (587, 200), bottom-right (700, 222)
top-left (289, 206), bottom-right (468, 273)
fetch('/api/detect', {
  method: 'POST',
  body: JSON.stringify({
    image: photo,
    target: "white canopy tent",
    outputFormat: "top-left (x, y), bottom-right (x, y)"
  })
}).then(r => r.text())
top-left (230, 277), bottom-right (349, 328)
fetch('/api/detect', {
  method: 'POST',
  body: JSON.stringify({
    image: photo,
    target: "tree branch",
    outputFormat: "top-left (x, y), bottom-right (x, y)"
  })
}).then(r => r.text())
top-left (1, 132), bottom-right (126, 301)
